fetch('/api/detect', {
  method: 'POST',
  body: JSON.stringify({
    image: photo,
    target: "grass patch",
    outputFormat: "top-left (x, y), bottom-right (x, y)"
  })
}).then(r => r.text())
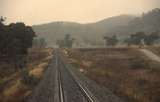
top-left (67, 48), bottom-right (160, 102)
top-left (130, 57), bottom-right (150, 69)
top-left (3, 80), bottom-right (29, 102)
top-left (21, 70), bottom-right (40, 89)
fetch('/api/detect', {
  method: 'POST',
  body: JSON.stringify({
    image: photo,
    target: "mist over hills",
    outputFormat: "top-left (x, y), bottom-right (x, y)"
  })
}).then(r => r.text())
top-left (33, 8), bottom-right (160, 46)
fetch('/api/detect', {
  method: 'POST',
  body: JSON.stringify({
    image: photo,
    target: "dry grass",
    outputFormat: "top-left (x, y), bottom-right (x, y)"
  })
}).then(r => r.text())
top-left (0, 48), bottom-right (54, 102)
top-left (29, 62), bottom-right (48, 79)
top-left (67, 48), bottom-right (160, 102)
top-left (2, 80), bottom-right (29, 102)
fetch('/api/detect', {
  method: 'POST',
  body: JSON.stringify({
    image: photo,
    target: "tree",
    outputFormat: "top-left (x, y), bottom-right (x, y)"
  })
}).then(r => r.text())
top-left (56, 40), bottom-right (65, 48)
top-left (104, 35), bottom-right (119, 47)
top-left (33, 37), bottom-right (47, 48)
top-left (8, 23), bottom-right (36, 55)
top-left (144, 31), bottom-right (160, 45)
top-left (40, 38), bottom-right (47, 48)
top-left (57, 34), bottom-right (74, 48)
top-left (0, 21), bottom-right (36, 69)
top-left (0, 16), bottom-right (6, 23)
top-left (124, 31), bottom-right (160, 46)
top-left (124, 32), bottom-right (146, 46)
top-left (64, 34), bottom-right (74, 48)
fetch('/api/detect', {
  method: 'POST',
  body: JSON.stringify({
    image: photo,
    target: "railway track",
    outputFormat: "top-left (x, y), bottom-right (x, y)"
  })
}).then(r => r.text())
top-left (57, 52), bottom-right (95, 102)
top-left (28, 50), bottom-right (123, 102)
top-left (57, 56), bottom-right (65, 102)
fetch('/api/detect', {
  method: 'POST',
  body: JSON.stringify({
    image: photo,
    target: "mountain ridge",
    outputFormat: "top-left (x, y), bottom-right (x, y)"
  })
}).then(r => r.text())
top-left (33, 8), bottom-right (160, 47)
top-left (33, 14), bottom-right (135, 46)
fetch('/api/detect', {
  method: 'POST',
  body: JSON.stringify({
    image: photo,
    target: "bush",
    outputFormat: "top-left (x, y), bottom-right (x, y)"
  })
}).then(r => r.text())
top-left (0, 79), bottom-right (4, 85)
top-left (130, 58), bottom-right (149, 69)
top-left (21, 70), bottom-right (40, 88)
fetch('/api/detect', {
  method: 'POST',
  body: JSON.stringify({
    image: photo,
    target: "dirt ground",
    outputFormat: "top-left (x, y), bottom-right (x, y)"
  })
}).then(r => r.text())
top-left (66, 48), bottom-right (160, 102)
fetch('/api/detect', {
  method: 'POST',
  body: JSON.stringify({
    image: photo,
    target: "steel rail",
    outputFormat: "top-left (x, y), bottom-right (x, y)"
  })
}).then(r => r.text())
top-left (59, 55), bottom-right (94, 102)
top-left (56, 52), bottom-right (65, 102)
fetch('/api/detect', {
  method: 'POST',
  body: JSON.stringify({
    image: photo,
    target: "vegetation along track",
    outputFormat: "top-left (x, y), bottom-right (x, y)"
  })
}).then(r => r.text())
top-left (27, 50), bottom-right (95, 102)
top-left (27, 56), bottom-right (57, 102)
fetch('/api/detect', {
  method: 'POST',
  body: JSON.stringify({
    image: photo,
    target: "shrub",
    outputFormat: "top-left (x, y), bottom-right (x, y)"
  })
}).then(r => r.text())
top-left (21, 70), bottom-right (40, 88)
top-left (130, 58), bottom-right (149, 69)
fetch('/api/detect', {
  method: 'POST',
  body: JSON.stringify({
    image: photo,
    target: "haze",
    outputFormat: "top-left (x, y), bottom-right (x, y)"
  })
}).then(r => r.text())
top-left (1, 0), bottom-right (160, 25)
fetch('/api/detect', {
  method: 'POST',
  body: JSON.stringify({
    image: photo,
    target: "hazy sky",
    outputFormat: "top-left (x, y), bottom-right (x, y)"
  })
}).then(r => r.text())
top-left (1, 0), bottom-right (160, 25)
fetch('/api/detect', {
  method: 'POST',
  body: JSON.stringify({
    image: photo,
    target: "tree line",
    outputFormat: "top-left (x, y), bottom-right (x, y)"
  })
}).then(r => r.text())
top-left (56, 31), bottom-right (160, 48)
top-left (104, 31), bottom-right (160, 47)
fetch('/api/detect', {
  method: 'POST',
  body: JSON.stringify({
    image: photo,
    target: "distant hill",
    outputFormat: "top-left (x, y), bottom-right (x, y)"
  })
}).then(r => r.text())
top-left (33, 15), bottom-right (134, 46)
top-left (33, 8), bottom-right (160, 47)
top-left (126, 8), bottom-right (160, 33)
top-left (112, 8), bottom-right (160, 37)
